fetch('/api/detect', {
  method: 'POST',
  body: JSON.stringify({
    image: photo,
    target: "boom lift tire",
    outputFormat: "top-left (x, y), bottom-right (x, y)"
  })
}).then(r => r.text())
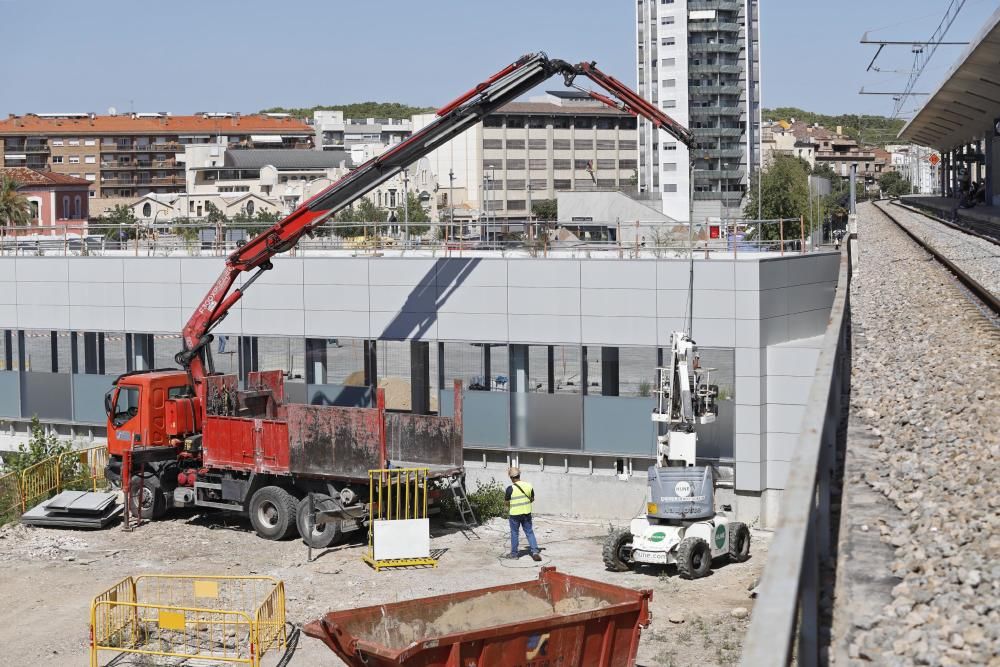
top-left (728, 522), bottom-right (751, 562)
top-left (248, 486), bottom-right (298, 540)
top-left (296, 494), bottom-right (344, 549)
top-left (602, 527), bottom-right (634, 572)
top-left (128, 474), bottom-right (166, 520)
top-left (677, 536), bottom-right (711, 579)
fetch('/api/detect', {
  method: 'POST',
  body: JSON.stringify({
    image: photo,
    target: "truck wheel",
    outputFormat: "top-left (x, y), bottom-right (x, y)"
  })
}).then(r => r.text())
top-left (128, 474), bottom-right (166, 520)
top-left (296, 495), bottom-right (343, 549)
top-left (677, 537), bottom-right (711, 579)
top-left (248, 486), bottom-right (298, 540)
top-left (602, 527), bottom-right (634, 572)
top-left (729, 522), bottom-right (751, 562)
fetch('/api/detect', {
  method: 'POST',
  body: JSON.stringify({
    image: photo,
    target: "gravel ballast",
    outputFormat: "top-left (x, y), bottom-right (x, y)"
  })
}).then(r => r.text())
top-left (878, 200), bottom-right (1000, 299)
top-left (847, 202), bottom-right (1000, 665)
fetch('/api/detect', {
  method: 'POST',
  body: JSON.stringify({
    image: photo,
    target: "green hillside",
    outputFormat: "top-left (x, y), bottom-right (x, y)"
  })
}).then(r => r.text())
top-left (763, 107), bottom-right (905, 146)
top-left (259, 102), bottom-right (435, 120)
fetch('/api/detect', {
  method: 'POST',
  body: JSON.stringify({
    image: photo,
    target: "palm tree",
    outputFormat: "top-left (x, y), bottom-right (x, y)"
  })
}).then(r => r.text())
top-left (0, 175), bottom-right (32, 231)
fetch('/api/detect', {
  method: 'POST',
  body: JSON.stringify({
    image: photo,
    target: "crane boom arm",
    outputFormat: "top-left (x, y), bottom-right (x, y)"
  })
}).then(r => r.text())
top-left (178, 53), bottom-right (692, 399)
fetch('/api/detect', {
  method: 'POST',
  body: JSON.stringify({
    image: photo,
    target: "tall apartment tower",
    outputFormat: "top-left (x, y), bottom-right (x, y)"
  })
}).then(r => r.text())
top-left (636, 0), bottom-right (761, 221)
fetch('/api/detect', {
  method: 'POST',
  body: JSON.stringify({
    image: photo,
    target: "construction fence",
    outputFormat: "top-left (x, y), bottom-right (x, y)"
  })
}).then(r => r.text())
top-left (90, 574), bottom-right (286, 667)
top-left (0, 445), bottom-right (108, 522)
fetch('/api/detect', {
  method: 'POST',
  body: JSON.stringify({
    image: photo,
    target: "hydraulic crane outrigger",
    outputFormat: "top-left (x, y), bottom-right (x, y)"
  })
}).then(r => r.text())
top-left (103, 52), bottom-right (699, 541)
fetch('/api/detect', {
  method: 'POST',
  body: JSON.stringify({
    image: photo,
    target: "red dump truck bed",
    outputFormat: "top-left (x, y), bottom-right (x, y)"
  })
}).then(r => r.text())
top-left (303, 567), bottom-right (652, 667)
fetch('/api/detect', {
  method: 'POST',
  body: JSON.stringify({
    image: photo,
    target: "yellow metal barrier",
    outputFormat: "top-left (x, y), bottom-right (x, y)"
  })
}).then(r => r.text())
top-left (0, 471), bottom-right (22, 522)
top-left (8, 445), bottom-right (109, 516)
top-left (363, 467), bottom-right (437, 571)
top-left (19, 456), bottom-right (60, 513)
top-left (58, 445), bottom-right (109, 492)
top-left (90, 574), bottom-right (286, 667)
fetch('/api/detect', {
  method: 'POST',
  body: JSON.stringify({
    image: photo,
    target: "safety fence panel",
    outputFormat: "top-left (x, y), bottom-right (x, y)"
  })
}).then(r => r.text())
top-left (90, 575), bottom-right (286, 667)
top-left (0, 471), bottom-right (22, 523)
top-left (363, 467), bottom-right (437, 571)
top-left (58, 445), bottom-right (109, 492)
top-left (19, 456), bottom-right (60, 512)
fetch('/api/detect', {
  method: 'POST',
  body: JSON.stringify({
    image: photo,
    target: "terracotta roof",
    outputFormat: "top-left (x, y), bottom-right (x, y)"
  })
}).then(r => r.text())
top-left (0, 167), bottom-right (91, 187)
top-left (0, 114), bottom-right (312, 136)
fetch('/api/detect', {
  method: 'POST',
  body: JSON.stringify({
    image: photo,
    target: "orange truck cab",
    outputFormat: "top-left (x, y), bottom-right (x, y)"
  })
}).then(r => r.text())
top-left (104, 370), bottom-right (201, 518)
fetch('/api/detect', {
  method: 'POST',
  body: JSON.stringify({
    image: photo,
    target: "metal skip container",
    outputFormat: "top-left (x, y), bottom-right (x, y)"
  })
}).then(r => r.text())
top-left (303, 567), bottom-right (652, 666)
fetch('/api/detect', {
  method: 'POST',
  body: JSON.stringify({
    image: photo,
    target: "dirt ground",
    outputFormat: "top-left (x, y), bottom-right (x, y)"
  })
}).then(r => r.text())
top-left (0, 510), bottom-right (767, 666)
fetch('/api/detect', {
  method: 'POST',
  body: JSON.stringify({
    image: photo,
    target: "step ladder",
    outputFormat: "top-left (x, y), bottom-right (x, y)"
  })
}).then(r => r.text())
top-left (449, 475), bottom-right (479, 535)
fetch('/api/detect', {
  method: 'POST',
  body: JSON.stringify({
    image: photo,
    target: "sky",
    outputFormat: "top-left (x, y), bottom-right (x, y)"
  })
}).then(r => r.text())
top-left (0, 0), bottom-right (997, 120)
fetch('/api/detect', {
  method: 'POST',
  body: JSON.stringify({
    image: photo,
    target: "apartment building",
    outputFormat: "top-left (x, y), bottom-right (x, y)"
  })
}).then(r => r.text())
top-left (413, 91), bottom-right (639, 221)
top-left (636, 0), bottom-right (761, 221)
top-left (0, 112), bottom-right (313, 200)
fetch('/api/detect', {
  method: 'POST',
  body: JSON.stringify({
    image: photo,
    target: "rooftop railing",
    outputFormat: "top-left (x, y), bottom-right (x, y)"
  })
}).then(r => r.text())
top-left (0, 218), bottom-right (829, 261)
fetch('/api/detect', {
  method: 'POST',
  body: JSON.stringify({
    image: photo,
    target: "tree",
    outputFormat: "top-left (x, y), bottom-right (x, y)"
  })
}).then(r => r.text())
top-left (743, 154), bottom-right (810, 241)
top-left (878, 170), bottom-right (912, 198)
top-left (402, 191), bottom-right (430, 237)
top-left (96, 204), bottom-right (139, 240)
top-left (531, 199), bottom-right (557, 221)
top-left (0, 174), bottom-right (32, 230)
top-left (258, 102), bottom-right (435, 121)
top-left (332, 198), bottom-right (388, 238)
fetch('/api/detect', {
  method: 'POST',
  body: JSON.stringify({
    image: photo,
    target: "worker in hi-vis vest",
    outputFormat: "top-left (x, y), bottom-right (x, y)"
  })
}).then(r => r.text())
top-left (504, 467), bottom-right (542, 561)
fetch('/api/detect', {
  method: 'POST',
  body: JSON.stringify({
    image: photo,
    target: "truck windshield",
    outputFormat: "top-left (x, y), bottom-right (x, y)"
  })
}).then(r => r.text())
top-left (112, 387), bottom-right (140, 427)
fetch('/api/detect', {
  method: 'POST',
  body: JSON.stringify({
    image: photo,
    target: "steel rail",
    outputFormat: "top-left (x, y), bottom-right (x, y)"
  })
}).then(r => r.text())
top-left (875, 201), bottom-right (1000, 316)
top-left (890, 199), bottom-right (1000, 247)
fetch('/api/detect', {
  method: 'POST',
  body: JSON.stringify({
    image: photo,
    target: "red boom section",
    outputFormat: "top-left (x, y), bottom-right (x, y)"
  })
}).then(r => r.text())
top-left (575, 61), bottom-right (694, 148)
top-left (178, 53), bottom-right (695, 410)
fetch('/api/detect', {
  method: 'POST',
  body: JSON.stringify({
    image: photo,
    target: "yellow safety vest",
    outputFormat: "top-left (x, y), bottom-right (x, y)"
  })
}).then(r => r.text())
top-left (509, 481), bottom-right (534, 516)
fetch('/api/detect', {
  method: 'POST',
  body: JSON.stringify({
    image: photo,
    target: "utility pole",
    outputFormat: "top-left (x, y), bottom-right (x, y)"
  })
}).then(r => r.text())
top-left (448, 168), bottom-right (455, 242)
top-left (402, 168), bottom-right (409, 248)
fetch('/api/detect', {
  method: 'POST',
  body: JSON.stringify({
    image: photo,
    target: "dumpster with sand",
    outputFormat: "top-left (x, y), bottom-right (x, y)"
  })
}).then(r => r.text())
top-left (304, 567), bottom-right (651, 666)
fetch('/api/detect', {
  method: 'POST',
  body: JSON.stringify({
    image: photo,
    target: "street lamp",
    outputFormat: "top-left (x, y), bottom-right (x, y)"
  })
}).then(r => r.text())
top-left (448, 168), bottom-right (455, 243)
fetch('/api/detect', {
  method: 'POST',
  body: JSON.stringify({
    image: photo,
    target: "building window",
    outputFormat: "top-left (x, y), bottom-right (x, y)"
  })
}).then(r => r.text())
top-left (85, 174), bottom-right (96, 182)
top-left (664, 78), bottom-right (676, 87)
top-left (507, 200), bottom-right (526, 211)
top-left (661, 16), bottom-right (675, 25)
top-left (68, 156), bottom-right (80, 164)
top-left (74, 196), bottom-right (82, 219)
top-left (483, 139), bottom-right (503, 150)
top-left (84, 156), bottom-right (96, 164)
top-left (663, 163), bottom-right (677, 171)
top-left (62, 196), bottom-right (70, 218)
top-left (529, 159), bottom-right (547, 170)
top-left (507, 159), bottom-right (526, 170)
top-left (661, 37), bottom-right (675, 46)
top-left (665, 142), bottom-right (678, 151)
top-left (68, 138), bottom-right (80, 146)
top-left (507, 180), bottom-right (526, 190)
top-left (506, 139), bottom-right (526, 150)
top-left (528, 138), bottom-right (547, 150)
top-left (662, 58), bottom-right (675, 66)
top-left (664, 100), bottom-right (677, 108)
top-left (553, 159), bottom-right (571, 170)
top-left (246, 200), bottom-right (255, 215)
top-left (664, 184), bottom-right (678, 192)
top-left (483, 158), bottom-right (504, 170)
top-left (527, 117), bottom-right (546, 129)
top-left (84, 139), bottom-right (96, 146)
top-left (142, 203), bottom-right (152, 217)
top-left (52, 156), bottom-right (64, 164)
top-left (52, 139), bottom-right (64, 146)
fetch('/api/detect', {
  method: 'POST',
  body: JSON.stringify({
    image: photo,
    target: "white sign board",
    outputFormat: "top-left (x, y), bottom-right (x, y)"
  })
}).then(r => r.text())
top-left (372, 519), bottom-right (431, 561)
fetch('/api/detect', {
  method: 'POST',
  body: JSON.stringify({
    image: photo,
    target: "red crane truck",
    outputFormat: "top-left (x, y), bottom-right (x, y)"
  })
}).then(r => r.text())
top-left (102, 52), bottom-right (695, 545)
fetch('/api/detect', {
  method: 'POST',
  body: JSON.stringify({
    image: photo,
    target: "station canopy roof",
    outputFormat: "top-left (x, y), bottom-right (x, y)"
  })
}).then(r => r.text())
top-left (899, 7), bottom-right (1000, 152)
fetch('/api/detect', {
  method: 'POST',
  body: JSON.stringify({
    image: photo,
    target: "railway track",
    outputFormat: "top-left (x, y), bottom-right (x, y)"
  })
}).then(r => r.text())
top-left (893, 199), bottom-right (1000, 246)
top-left (873, 200), bottom-right (1000, 319)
